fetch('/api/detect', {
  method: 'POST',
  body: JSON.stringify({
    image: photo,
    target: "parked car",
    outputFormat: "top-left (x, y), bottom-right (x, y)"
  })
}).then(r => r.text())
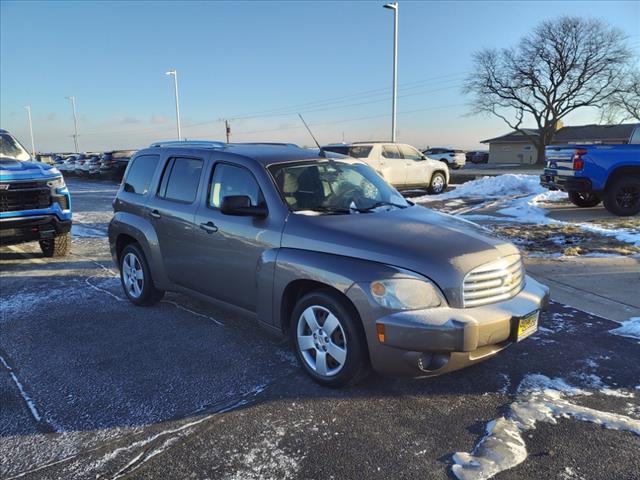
top-left (423, 148), bottom-right (466, 169)
top-left (74, 154), bottom-right (89, 176)
top-left (99, 149), bottom-right (136, 180)
top-left (541, 124), bottom-right (640, 216)
top-left (35, 153), bottom-right (55, 165)
top-left (59, 154), bottom-right (78, 175)
top-left (466, 150), bottom-right (489, 164)
top-left (109, 141), bottom-right (549, 387)
top-left (0, 129), bottom-right (72, 256)
top-left (320, 142), bottom-right (449, 194)
top-left (83, 154), bottom-right (102, 176)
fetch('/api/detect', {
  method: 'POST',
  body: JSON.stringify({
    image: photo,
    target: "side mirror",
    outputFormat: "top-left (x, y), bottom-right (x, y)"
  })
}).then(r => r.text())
top-left (220, 195), bottom-right (268, 217)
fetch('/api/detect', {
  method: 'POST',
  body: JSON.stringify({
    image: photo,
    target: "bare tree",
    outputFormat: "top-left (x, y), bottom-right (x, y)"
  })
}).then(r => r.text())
top-left (600, 70), bottom-right (640, 123)
top-left (464, 17), bottom-right (633, 164)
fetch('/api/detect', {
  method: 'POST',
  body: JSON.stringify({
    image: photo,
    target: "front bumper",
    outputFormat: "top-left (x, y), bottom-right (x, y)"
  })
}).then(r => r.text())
top-left (0, 214), bottom-right (72, 245)
top-left (347, 275), bottom-right (550, 377)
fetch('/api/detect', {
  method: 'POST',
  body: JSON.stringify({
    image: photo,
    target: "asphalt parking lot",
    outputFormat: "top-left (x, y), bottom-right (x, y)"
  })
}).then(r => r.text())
top-left (1, 178), bottom-right (639, 480)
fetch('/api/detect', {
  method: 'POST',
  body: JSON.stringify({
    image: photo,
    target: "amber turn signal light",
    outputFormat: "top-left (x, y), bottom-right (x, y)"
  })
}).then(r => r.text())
top-left (376, 323), bottom-right (385, 343)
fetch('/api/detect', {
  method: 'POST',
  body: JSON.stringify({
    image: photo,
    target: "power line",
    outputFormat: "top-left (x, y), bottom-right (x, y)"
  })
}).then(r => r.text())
top-left (80, 72), bottom-right (468, 138)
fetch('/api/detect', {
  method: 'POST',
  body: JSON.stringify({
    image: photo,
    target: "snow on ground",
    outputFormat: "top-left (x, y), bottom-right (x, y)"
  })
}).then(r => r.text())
top-left (451, 374), bottom-right (640, 480)
top-left (410, 174), bottom-right (640, 248)
top-left (609, 317), bottom-right (640, 341)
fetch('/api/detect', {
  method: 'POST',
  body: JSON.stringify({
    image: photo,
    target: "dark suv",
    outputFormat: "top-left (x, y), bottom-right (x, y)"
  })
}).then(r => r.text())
top-left (99, 150), bottom-right (137, 180)
top-left (109, 141), bottom-right (548, 387)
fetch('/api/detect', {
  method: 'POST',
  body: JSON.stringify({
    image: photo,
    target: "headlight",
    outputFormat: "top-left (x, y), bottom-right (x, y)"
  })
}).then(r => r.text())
top-left (370, 278), bottom-right (443, 310)
top-left (47, 176), bottom-right (66, 189)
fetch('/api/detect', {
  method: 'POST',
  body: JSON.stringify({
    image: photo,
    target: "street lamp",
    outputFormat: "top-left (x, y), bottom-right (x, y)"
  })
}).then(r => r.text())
top-left (65, 96), bottom-right (79, 153)
top-left (165, 69), bottom-right (182, 141)
top-left (24, 105), bottom-right (35, 157)
top-left (383, 2), bottom-right (398, 143)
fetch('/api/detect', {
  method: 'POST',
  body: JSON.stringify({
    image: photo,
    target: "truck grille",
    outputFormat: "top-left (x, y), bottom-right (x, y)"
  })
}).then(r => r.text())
top-left (463, 255), bottom-right (525, 307)
top-left (0, 180), bottom-right (51, 213)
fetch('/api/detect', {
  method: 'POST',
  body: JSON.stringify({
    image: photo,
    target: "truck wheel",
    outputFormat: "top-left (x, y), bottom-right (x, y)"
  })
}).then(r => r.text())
top-left (603, 177), bottom-right (640, 216)
top-left (568, 192), bottom-right (601, 208)
top-left (39, 232), bottom-right (71, 257)
top-left (119, 243), bottom-right (165, 306)
top-left (428, 172), bottom-right (447, 194)
top-left (290, 290), bottom-right (369, 388)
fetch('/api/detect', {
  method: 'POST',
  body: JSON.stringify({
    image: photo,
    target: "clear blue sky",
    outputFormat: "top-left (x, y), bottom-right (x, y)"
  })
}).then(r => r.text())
top-left (1, 0), bottom-right (639, 152)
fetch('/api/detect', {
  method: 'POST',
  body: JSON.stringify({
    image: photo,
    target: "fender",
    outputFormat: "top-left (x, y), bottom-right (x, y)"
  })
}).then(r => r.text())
top-left (269, 248), bottom-right (414, 330)
top-left (108, 211), bottom-right (170, 290)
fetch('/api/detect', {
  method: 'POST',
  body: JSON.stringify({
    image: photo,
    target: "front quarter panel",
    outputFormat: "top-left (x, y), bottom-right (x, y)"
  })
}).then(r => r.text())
top-left (272, 249), bottom-right (411, 330)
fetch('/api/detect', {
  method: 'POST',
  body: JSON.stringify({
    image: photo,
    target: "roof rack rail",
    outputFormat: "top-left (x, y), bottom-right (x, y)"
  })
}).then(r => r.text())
top-left (149, 140), bottom-right (226, 149)
top-left (231, 142), bottom-right (299, 147)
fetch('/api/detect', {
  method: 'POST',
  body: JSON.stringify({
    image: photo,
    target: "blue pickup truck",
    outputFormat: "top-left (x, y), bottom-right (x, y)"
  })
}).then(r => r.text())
top-left (0, 129), bottom-right (72, 256)
top-left (540, 124), bottom-right (640, 216)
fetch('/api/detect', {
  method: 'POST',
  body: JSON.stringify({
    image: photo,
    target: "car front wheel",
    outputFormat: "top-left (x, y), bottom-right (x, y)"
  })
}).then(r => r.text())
top-left (428, 172), bottom-right (447, 194)
top-left (290, 290), bottom-right (369, 388)
top-left (119, 243), bottom-right (165, 306)
top-left (568, 191), bottom-right (601, 208)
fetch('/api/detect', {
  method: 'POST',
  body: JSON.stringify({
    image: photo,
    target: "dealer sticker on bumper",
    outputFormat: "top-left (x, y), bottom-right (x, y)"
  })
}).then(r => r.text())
top-left (516, 311), bottom-right (539, 341)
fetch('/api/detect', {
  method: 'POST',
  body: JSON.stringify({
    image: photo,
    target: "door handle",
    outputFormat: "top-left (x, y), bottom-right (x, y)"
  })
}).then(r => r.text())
top-left (149, 209), bottom-right (161, 219)
top-left (199, 221), bottom-right (218, 234)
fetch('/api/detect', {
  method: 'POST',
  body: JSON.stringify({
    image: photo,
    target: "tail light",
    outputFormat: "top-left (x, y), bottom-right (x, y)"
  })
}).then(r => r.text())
top-left (573, 149), bottom-right (587, 170)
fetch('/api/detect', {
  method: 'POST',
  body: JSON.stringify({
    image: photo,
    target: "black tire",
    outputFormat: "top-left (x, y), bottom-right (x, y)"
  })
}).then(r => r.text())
top-left (119, 243), bottom-right (165, 306)
top-left (603, 176), bottom-right (640, 216)
top-left (568, 191), bottom-right (601, 208)
top-left (39, 232), bottom-right (71, 257)
top-left (428, 172), bottom-right (447, 195)
top-left (290, 289), bottom-right (369, 388)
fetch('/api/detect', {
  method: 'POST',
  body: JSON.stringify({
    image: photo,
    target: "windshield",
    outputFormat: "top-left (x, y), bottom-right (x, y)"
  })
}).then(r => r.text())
top-left (269, 159), bottom-right (409, 214)
top-left (0, 133), bottom-right (31, 161)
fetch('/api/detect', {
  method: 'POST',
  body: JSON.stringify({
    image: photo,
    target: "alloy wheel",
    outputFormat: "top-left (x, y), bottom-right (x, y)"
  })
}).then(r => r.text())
top-left (122, 252), bottom-right (144, 298)
top-left (296, 305), bottom-right (347, 377)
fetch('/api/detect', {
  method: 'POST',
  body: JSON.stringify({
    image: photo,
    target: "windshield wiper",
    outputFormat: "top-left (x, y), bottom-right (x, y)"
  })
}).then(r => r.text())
top-left (301, 206), bottom-right (353, 215)
top-left (357, 201), bottom-right (408, 213)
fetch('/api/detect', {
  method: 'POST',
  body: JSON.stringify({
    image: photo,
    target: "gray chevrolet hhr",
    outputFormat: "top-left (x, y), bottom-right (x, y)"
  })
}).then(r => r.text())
top-left (109, 141), bottom-right (549, 387)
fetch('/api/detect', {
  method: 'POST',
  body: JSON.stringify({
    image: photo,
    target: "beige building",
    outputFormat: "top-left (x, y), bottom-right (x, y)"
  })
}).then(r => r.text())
top-left (481, 123), bottom-right (638, 164)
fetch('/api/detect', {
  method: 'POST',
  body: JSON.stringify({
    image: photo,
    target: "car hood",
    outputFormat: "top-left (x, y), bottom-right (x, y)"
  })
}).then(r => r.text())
top-left (281, 205), bottom-right (520, 307)
top-left (0, 157), bottom-right (61, 181)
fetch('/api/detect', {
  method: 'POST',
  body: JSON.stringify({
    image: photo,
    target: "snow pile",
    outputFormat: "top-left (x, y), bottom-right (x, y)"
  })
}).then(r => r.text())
top-left (610, 317), bottom-right (640, 341)
top-left (451, 374), bottom-right (640, 480)
top-left (415, 174), bottom-right (547, 202)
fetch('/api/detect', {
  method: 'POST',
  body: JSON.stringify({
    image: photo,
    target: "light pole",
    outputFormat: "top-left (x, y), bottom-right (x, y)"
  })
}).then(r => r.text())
top-left (65, 96), bottom-right (79, 152)
top-left (383, 2), bottom-right (398, 142)
top-left (24, 105), bottom-right (35, 157)
top-left (165, 69), bottom-right (182, 141)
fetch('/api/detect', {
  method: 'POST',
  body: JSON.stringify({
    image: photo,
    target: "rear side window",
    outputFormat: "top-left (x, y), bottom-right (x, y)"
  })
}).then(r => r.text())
top-left (399, 145), bottom-right (422, 160)
top-left (382, 145), bottom-right (401, 159)
top-left (631, 127), bottom-right (640, 145)
top-left (157, 157), bottom-right (203, 203)
top-left (123, 154), bottom-right (159, 195)
top-left (348, 146), bottom-right (372, 158)
top-left (209, 163), bottom-right (264, 208)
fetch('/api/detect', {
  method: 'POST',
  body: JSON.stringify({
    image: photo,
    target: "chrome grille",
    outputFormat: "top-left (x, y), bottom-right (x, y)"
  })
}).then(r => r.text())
top-left (463, 255), bottom-right (525, 307)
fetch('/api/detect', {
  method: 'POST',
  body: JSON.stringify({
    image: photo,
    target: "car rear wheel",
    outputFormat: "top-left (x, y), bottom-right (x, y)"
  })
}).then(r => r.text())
top-left (603, 177), bottom-right (640, 216)
top-left (290, 290), bottom-right (369, 388)
top-left (568, 191), bottom-right (601, 208)
top-left (39, 232), bottom-right (71, 257)
top-left (428, 172), bottom-right (447, 194)
top-left (119, 244), bottom-right (165, 306)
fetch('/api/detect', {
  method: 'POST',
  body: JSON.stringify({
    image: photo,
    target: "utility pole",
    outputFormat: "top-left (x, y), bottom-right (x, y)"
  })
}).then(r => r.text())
top-left (225, 120), bottom-right (231, 143)
top-left (24, 105), bottom-right (35, 156)
top-left (65, 96), bottom-right (79, 152)
top-left (383, 2), bottom-right (398, 142)
top-left (165, 69), bottom-right (182, 140)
